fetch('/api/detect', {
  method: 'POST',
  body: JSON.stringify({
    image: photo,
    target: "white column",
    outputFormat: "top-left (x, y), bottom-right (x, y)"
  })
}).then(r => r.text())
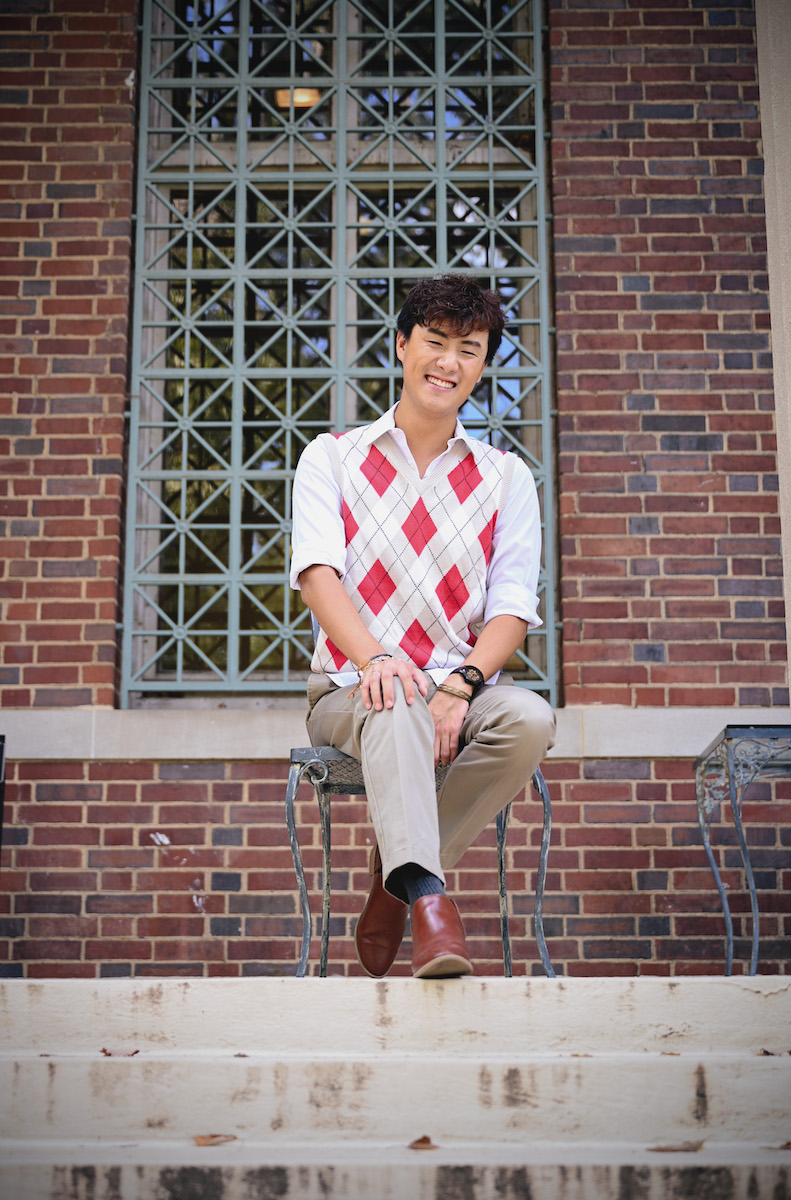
top-left (756, 0), bottom-right (791, 678)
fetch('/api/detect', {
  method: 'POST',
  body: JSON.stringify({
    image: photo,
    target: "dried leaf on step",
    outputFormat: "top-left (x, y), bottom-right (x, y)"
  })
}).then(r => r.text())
top-left (762, 1141), bottom-right (791, 1151)
top-left (409, 1135), bottom-right (438, 1151)
top-left (100, 1048), bottom-right (139, 1057)
top-left (648, 1140), bottom-right (704, 1153)
top-left (193, 1134), bottom-right (238, 1147)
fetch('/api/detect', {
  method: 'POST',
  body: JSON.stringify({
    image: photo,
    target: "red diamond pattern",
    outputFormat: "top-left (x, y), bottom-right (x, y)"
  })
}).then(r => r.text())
top-left (360, 444), bottom-right (397, 497)
top-left (436, 565), bottom-right (470, 619)
top-left (448, 452), bottom-right (483, 503)
top-left (478, 511), bottom-right (497, 564)
top-left (358, 559), bottom-right (396, 616)
top-left (342, 499), bottom-right (359, 545)
top-left (399, 619), bottom-right (436, 668)
top-left (325, 636), bottom-right (348, 670)
top-left (401, 498), bottom-right (437, 555)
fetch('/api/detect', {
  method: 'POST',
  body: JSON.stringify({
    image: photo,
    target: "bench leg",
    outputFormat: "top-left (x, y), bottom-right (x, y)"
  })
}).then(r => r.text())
top-left (286, 757), bottom-right (333, 978)
top-left (728, 760), bottom-right (759, 976)
top-left (285, 761), bottom-right (312, 978)
top-left (496, 803), bottom-right (512, 978)
top-left (532, 768), bottom-right (556, 979)
top-left (318, 785), bottom-right (331, 978)
top-left (697, 799), bottom-right (734, 976)
top-left (498, 771), bottom-right (556, 979)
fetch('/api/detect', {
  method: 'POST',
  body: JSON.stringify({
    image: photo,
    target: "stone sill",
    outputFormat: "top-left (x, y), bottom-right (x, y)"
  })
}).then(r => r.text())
top-left (1, 705), bottom-right (789, 762)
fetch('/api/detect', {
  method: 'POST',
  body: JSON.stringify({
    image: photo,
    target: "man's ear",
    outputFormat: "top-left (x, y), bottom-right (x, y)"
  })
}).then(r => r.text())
top-left (395, 329), bottom-right (407, 363)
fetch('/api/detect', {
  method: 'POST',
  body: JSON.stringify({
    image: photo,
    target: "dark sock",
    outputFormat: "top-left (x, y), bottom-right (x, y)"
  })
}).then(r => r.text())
top-left (388, 862), bottom-right (445, 906)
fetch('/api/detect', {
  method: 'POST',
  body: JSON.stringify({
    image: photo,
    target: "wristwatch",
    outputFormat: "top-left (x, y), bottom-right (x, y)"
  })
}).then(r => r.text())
top-left (448, 665), bottom-right (485, 698)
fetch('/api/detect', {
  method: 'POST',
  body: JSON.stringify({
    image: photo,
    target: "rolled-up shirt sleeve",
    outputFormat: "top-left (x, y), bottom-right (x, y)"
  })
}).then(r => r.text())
top-left (482, 455), bottom-right (543, 629)
top-left (289, 437), bottom-right (347, 590)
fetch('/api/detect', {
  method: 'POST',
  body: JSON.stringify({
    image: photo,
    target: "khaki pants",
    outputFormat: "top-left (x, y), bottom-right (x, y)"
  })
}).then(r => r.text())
top-left (306, 673), bottom-right (556, 896)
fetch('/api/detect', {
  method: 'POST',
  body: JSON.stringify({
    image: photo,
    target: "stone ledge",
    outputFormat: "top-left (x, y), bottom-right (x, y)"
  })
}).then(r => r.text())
top-left (3, 976), bottom-right (789, 1054)
top-left (1, 705), bottom-right (789, 761)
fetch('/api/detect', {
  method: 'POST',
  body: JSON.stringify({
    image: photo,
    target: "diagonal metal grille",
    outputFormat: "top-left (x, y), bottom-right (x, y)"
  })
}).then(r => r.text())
top-left (123, 0), bottom-right (557, 705)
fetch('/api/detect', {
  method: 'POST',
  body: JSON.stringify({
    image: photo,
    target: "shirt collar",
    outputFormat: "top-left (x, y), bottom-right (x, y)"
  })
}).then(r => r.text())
top-left (358, 403), bottom-right (486, 461)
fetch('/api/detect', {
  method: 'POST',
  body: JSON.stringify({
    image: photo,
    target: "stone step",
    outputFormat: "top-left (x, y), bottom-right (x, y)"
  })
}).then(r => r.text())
top-left (3, 975), bottom-right (788, 1054)
top-left (4, 1047), bottom-right (788, 1144)
top-left (2, 1142), bottom-right (790, 1200)
top-left (1, 977), bottom-right (789, 1200)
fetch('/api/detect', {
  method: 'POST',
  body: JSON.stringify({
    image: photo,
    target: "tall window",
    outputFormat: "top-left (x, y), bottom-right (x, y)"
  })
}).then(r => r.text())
top-left (123, 0), bottom-right (557, 705)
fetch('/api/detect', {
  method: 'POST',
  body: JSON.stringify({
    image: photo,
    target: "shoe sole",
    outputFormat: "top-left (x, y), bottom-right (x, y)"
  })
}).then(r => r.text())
top-left (413, 953), bottom-right (473, 979)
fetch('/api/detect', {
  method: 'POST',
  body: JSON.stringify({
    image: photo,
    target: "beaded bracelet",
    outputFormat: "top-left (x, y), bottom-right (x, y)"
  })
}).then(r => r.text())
top-left (349, 652), bottom-right (392, 697)
top-left (356, 652), bottom-right (392, 676)
top-left (436, 682), bottom-right (472, 703)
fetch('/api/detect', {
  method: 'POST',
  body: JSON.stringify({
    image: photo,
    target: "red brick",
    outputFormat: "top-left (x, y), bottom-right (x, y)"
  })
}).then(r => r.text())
top-left (85, 940), bottom-right (151, 960)
top-left (137, 918), bottom-right (205, 939)
top-left (13, 940), bottom-right (82, 961)
top-left (32, 827), bottom-right (100, 846)
top-left (28, 871), bottom-right (97, 891)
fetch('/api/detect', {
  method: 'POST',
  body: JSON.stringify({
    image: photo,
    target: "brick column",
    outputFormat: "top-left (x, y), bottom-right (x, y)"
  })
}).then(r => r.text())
top-left (550, 0), bottom-right (786, 708)
top-left (0, 0), bottom-right (138, 708)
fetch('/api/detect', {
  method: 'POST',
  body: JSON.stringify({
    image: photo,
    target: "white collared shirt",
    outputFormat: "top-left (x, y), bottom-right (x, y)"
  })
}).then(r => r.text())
top-left (290, 405), bottom-right (543, 685)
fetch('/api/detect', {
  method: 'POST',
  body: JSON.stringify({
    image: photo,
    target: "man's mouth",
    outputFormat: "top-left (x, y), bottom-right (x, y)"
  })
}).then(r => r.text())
top-left (426, 375), bottom-right (455, 390)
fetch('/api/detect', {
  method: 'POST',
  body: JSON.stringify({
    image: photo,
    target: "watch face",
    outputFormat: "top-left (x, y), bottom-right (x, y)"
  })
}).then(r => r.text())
top-left (455, 666), bottom-right (484, 688)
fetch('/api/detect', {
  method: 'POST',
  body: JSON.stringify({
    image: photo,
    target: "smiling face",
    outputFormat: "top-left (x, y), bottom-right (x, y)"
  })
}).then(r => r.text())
top-left (395, 322), bottom-right (487, 425)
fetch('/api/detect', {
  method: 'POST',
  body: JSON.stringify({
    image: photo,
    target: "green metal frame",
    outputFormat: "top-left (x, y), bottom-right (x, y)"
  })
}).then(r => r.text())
top-left (123, 0), bottom-right (557, 705)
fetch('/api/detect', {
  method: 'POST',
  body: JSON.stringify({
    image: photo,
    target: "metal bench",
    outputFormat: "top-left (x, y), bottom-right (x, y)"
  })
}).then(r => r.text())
top-left (285, 744), bottom-right (555, 978)
top-left (694, 723), bottom-right (791, 975)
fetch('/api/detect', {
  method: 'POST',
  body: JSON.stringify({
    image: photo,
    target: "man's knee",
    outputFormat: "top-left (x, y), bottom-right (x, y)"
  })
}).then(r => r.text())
top-left (521, 691), bottom-right (556, 747)
top-left (489, 687), bottom-right (555, 759)
top-left (362, 676), bottom-right (433, 739)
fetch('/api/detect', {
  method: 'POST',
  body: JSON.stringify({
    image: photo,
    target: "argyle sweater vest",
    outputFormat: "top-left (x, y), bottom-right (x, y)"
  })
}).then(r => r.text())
top-left (312, 428), bottom-right (516, 675)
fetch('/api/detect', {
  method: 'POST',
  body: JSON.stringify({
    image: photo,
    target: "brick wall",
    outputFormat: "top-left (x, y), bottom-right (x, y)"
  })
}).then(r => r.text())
top-left (551, 0), bottom-right (786, 707)
top-left (0, 0), bottom-right (137, 708)
top-left (1, 757), bottom-right (788, 977)
top-left (3, 2), bottom-right (782, 716)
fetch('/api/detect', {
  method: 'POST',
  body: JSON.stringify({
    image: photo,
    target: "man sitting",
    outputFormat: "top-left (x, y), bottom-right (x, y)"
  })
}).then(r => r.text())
top-left (290, 273), bottom-right (556, 978)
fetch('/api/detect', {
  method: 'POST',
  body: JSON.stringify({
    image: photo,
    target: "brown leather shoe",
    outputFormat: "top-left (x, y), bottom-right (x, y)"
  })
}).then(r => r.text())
top-left (354, 845), bottom-right (408, 978)
top-left (411, 893), bottom-right (473, 979)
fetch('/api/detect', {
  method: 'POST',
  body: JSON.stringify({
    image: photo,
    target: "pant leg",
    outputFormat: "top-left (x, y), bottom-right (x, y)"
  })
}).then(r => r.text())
top-left (436, 678), bottom-right (556, 870)
top-left (305, 674), bottom-right (444, 890)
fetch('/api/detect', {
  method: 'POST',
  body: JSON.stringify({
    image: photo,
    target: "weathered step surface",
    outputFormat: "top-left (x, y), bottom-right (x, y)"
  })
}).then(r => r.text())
top-left (1, 976), bottom-right (789, 1200)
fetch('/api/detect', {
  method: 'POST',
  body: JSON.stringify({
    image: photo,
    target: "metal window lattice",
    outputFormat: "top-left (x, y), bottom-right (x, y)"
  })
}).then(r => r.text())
top-left (123, 0), bottom-right (557, 705)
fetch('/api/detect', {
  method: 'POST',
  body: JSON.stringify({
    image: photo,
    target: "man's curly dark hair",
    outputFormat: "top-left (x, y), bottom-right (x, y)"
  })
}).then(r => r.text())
top-left (396, 274), bottom-right (506, 366)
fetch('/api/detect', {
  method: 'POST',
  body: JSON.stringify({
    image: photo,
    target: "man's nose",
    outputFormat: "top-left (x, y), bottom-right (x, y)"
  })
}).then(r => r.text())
top-left (435, 346), bottom-right (459, 373)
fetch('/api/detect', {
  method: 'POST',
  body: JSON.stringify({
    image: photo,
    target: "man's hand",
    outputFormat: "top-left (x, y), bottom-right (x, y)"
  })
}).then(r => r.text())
top-left (360, 655), bottom-right (429, 712)
top-left (428, 687), bottom-right (471, 766)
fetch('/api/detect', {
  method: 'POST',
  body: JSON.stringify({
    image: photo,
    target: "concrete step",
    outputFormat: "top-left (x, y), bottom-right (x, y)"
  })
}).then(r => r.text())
top-left (2, 1142), bottom-right (790, 1200)
top-left (1, 977), bottom-right (790, 1200)
top-left (4, 975), bottom-right (788, 1054)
